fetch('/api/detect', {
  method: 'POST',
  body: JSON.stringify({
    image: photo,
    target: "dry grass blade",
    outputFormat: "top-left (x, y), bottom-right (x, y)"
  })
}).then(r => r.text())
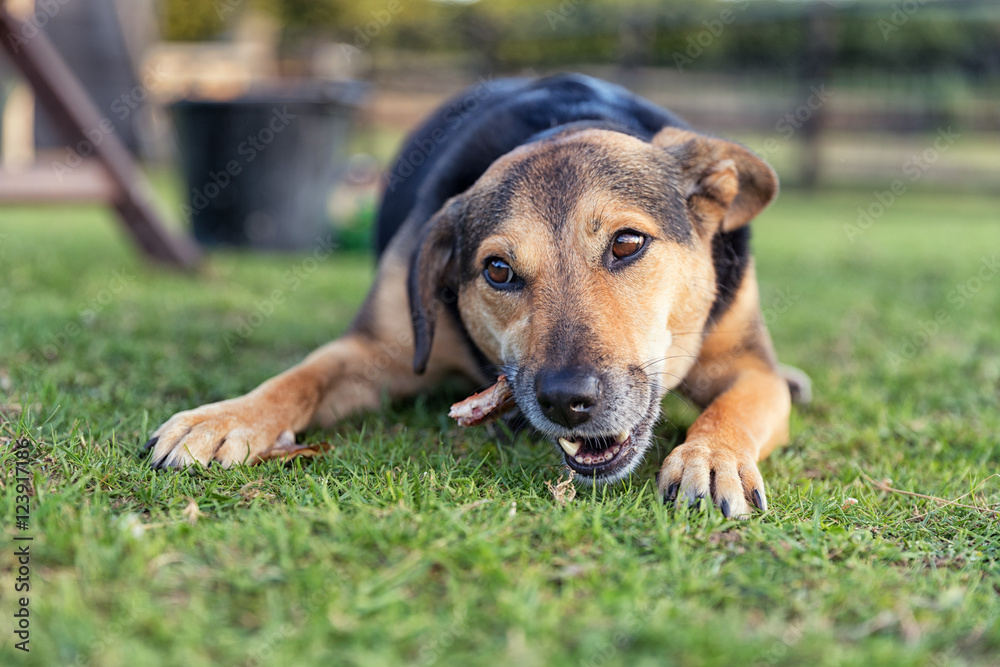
top-left (546, 470), bottom-right (577, 506)
top-left (859, 471), bottom-right (1000, 520)
top-left (255, 441), bottom-right (336, 462)
top-left (182, 498), bottom-right (204, 525)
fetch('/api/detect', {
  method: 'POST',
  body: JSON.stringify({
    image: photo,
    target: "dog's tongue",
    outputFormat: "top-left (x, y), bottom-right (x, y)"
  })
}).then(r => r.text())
top-left (449, 375), bottom-right (514, 427)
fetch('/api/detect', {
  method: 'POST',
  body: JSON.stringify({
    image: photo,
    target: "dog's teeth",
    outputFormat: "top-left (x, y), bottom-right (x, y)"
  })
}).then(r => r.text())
top-left (615, 431), bottom-right (630, 445)
top-left (559, 438), bottom-right (581, 456)
top-left (611, 444), bottom-right (620, 455)
top-left (574, 455), bottom-right (585, 464)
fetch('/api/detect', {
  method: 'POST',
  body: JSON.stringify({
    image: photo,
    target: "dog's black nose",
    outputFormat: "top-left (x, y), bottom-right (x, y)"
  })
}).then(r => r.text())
top-left (535, 368), bottom-right (601, 428)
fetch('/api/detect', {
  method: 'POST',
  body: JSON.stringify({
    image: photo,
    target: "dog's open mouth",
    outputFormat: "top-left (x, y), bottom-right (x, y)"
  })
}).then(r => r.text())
top-left (557, 429), bottom-right (639, 476)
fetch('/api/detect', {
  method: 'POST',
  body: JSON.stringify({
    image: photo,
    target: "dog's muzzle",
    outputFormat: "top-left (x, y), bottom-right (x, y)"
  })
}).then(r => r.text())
top-left (511, 365), bottom-right (659, 483)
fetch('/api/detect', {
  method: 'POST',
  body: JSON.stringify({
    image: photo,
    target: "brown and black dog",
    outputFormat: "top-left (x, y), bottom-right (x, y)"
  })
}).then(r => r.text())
top-left (147, 74), bottom-right (809, 518)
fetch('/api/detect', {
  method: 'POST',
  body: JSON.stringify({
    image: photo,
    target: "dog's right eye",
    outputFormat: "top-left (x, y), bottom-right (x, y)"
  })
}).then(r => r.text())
top-left (484, 257), bottom-right (520, 289)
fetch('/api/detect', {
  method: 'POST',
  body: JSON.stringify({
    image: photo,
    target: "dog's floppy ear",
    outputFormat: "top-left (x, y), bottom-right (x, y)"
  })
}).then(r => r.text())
top-left (407, 197), bottom-right (464, 374)
top-left (654, 127), bottom-right (777, 233)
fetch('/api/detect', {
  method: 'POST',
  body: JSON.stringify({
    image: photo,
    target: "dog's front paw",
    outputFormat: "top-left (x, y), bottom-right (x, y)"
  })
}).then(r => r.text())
top-left (657, 439), bottom-right (767, 519)
top-left (146, 396), bottom-right (300, 469)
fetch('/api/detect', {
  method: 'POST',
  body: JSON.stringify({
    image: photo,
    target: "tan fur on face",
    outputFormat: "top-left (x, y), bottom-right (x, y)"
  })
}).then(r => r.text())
top-left (457, 131), bottom-right (720, 392)
top-left (440, 126), bottom-right (792, 499)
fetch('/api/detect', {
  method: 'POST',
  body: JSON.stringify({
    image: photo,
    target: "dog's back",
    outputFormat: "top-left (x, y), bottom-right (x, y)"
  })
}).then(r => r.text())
top-left (375, 74), bottom-right (689, 256)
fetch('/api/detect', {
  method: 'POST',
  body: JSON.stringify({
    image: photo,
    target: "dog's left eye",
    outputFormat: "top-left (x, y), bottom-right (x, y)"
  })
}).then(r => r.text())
top-left (611, 232), bottom-right (646, 261)
top-left (484, 257), bottom-right (520, 288)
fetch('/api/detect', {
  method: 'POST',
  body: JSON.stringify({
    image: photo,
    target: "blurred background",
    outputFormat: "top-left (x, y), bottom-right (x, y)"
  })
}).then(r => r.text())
top-left (0, 0), bottom-right (997, 257)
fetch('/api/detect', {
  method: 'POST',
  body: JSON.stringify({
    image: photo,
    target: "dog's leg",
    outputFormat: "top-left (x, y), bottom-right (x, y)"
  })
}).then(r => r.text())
top-left (658, 266), bottom-right (794, 518)
top-left (148, 262), bottom-right (477, 468)
top-left (658, 363), bottom-right (790, 518)
top-left (147, 334), bottom-right (409, 468)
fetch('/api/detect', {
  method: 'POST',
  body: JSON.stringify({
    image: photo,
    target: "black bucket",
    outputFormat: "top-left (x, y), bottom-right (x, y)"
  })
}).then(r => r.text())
top-left (171, 81), bottom-right (366, 250)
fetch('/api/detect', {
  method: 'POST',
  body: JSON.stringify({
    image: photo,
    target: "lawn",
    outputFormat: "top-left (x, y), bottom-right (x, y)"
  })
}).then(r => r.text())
top-left (1, 185), bottom-right (998, 666)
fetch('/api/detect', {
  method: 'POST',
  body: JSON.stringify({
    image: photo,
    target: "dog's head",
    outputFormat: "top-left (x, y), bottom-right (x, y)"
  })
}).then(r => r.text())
top-left (408, 127), bottom-right (776, 483)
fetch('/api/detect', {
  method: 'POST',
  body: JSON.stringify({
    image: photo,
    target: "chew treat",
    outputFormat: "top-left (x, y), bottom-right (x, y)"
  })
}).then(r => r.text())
top-left (449, 375), bottom-right (514, 427)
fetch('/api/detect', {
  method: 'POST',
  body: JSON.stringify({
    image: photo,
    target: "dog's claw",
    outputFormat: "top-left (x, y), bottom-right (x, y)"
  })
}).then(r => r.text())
top-left (151, 452), bottom-right (172, 470)
top-left (751, 488), bottom-right (767, 512)
top-left (143, 436), bottom-right (158, 451)
top-left (148, 446), bottom-right (162, 466)
top-left (664, 482), bottom-right (679, 502)
top-left (720, 498), bottom-right (732, 518)
top-left (688, 493), bottom-right (706, 509)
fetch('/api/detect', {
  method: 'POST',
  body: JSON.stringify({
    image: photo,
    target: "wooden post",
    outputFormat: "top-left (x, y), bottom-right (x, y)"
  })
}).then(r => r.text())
top-left (799, 3), bottom-right (834, 189)
top-left (0, 3), bottom-right (200, 269)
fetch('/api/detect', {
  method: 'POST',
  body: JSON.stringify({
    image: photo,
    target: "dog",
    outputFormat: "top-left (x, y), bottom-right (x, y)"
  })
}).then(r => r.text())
top-left (147, 74), bottom-right (809, 518)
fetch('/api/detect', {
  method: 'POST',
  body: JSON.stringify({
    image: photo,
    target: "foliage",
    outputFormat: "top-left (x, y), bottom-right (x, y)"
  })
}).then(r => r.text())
top-left (159, 0), bottom-right (227, 42)
top-left (157, 0), bottom-right (1000, 75)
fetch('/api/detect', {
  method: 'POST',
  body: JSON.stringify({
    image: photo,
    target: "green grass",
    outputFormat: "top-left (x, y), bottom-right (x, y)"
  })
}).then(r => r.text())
top-left (1, 186), bottom-right (998, 666)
